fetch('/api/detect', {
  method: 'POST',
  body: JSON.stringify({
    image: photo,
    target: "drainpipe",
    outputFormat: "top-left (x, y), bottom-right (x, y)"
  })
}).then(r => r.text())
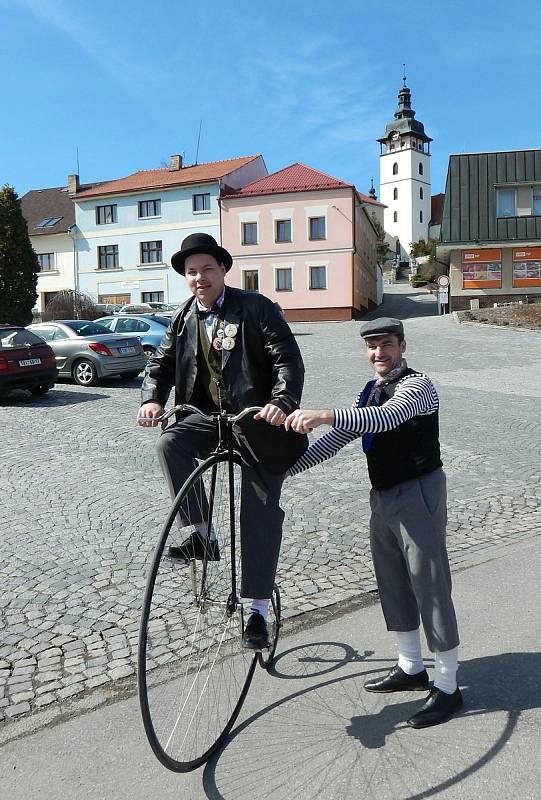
top-left (351, 189), bottom-right (356, 319)
top-left (67, 224), bottom-right (79, 316)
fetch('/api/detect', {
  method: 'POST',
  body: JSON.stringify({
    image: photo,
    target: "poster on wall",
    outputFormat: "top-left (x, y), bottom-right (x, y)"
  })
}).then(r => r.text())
top-left (512, 248), bottom-right (541, 287)
top-left (462, 249), bottom-right (502, 289)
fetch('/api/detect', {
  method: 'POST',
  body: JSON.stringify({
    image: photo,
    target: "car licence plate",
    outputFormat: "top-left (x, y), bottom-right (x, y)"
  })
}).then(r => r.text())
top-left (19, 358), bottom-right (42, 366)
top-left (119, 346), bottom-right (136, 355)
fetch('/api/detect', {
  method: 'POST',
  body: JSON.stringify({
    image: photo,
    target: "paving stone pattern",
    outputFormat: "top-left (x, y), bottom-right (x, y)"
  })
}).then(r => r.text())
top-left (1, 283), bottom-right (540, 723)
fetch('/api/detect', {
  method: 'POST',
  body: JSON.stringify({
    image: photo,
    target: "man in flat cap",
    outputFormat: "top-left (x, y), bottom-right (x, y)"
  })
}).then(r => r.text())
top-left (285, 317), bottom-right (461, 728)
top-left (137, 232), bottom-right (307, 650)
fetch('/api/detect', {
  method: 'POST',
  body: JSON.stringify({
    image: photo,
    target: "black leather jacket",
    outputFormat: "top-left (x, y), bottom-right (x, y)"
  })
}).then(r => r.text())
top-left (141, 286), bottom-right (308, 473)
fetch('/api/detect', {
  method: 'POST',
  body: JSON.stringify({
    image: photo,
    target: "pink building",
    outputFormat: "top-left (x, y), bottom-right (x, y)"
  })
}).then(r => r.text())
top-left (220, 163), bottom-right (383, 321)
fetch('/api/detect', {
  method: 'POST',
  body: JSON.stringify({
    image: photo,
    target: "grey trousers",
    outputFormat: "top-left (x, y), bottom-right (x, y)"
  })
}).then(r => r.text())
top-left (156, 413), bottom-right (284, 599)
top-left (369, 468), bottom-right (460, 653)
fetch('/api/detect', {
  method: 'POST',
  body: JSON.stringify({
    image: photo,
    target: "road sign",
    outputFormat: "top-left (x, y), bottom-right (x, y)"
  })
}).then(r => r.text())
top-left (437, 275), bottom-right (450, 288)
top-left (438, 289), bottom-right (449, 303)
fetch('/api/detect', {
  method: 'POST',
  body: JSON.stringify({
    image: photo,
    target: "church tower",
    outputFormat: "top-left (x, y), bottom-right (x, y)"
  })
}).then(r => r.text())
top-left (378, 74), bottom-right (432, 261)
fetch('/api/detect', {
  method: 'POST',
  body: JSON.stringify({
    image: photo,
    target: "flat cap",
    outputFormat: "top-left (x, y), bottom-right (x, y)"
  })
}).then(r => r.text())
top-left (359, 317), bottom-right (404, 339)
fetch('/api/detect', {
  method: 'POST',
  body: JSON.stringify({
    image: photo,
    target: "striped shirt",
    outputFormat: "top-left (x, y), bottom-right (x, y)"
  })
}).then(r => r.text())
top-left (289, 371), bottom-right (439, 476)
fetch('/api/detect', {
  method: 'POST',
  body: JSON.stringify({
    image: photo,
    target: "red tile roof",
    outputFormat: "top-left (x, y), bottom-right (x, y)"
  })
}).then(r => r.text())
top-left (228, 163), bottom-right (352, 197)
top-left (356, 191), bottom-right (385, 207)
top-left (74, 155), bottom-right (261, 199)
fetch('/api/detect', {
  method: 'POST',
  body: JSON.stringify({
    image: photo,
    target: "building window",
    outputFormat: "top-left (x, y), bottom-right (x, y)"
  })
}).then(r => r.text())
top-left (275, 219), bottom-right (292, 243)
top-left (420, 187), bottom-right (424, 200)
top-left (96, 204), bottom-right (117, 225)
top-left (98, 244), bottom-right (119, 270)
top-left (420, 211), bottom-right (423, 223)
top-left (275, 268), bottom-right (292, 291)
top-left (309, 266), bottom-right (327, 290)
top-left (193, 193), bottom-right (210, 212)
top-left (141, 291), bottom-right (164, 303)
top-left (243, 270), bottom-right (259, 291)
top-left (496, 188), bottom-right (517, 217)
top-left (141, 240), bottom-right (163, 264)
top-left (392, 163), bottom-right (398, 175)
top-left (418, 163), bottom-right (424, 175)
top-left (139, 199), bottom-right (161, 218)
top-left (533, 189), bottom-right (541, 216)
top-left (393, 211), bottom-right (398, 223)
top-left (309, 216), bottom-right (326, 240)
top-left (242, 222), bottom-right (258, 245)
top-left (37, 253), bottom-right (54, 272)
top-left (393, 188), bottom-right (398, 200)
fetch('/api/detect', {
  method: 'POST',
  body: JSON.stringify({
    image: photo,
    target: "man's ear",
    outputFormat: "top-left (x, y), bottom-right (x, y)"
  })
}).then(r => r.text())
top-left (400, 339), bottom-right (407, 354)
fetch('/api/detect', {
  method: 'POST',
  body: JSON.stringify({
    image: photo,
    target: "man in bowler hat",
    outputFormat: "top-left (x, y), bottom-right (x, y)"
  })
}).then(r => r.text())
top-left (137, 232), bottom-right (307, 649)
top-left (285, 317), bottom-right (462, 728)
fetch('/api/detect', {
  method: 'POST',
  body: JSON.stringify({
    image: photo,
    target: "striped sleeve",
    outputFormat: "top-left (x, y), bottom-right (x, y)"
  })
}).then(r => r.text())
top-left (333, 374), bottom-right (438, 433)
top-left (288, 426), bottom-right (361, 476)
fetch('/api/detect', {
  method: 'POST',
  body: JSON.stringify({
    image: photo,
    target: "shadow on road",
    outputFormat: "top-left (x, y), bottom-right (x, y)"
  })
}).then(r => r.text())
top-left (200, 645), bottom-right (540, 800)
top-left (0, 388), bottom-right (110, 406)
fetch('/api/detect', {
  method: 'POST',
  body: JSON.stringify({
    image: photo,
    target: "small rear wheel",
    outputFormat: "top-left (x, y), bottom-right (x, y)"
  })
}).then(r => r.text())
top-left (138, 453), bottom-right (256, 772)
top-left (258, 584), bottom-right (281, 669)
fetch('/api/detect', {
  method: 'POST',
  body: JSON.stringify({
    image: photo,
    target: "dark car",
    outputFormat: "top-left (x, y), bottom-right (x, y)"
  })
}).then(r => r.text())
top-left (27, 320), bottom-right (146, 386)
top-left (0, 325), bottom-right (58, 397)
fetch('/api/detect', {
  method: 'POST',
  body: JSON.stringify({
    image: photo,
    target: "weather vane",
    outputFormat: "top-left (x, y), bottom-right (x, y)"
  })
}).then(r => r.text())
top-left (402, 63), bottom-right (407, 86)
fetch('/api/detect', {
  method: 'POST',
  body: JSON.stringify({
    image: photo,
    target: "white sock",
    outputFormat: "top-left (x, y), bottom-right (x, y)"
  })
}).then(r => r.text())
top-left (393, 628), bottom-right (424, 675)
top-left (194, 522), bottom-right (216, 542)
top-left (433, 647), bottom-right (459, 694)
top-left (249, 599), bottom-right (269, 620)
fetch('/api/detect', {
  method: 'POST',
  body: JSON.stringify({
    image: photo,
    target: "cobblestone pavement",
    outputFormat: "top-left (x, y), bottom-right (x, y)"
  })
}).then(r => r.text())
top-left (1, 281), bottom-right (540, 726)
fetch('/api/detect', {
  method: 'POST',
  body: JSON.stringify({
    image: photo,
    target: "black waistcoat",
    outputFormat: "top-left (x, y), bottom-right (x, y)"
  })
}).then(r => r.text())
top-left (366, 369), bottom-right (442, 490)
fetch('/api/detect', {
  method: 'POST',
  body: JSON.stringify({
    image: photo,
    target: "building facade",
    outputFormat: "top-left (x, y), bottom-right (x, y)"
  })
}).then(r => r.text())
top-left (71, 155), bottom-right (267, 307)
top-left (20, 187), bottom-right (77, 312)
top-left (378, 80), bottom-right (432, 261)
top-left (438, 149), bottom-right (541, 309)
top-left (221, 163), bottom-right (381, 321)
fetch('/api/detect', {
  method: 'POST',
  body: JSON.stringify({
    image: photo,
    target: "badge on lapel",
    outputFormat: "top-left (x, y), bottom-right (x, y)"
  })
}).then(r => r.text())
top-left (213, 320), bottom-right (238, 352)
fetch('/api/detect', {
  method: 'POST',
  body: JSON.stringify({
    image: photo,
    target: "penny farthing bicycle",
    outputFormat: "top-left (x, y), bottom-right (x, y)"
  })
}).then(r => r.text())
top-left (138, 404), bottom-right (281, 773)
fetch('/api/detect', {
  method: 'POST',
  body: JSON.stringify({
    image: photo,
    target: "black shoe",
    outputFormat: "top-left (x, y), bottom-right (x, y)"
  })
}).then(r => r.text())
top-left (242, 613), bottom-right (269, 651)
top-left (167, 530), bottom-right (220, 562)
top-left (407, 687), bottom-right (463, 728)
top-left (364, 665), bottom-right (429, 693)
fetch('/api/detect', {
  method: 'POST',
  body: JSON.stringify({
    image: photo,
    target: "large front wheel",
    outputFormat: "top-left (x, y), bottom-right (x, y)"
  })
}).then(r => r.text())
top-left (138, 453), bottom-right (257, 772)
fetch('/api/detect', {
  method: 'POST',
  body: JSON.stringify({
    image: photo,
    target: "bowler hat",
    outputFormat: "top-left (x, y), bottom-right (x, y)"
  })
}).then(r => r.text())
top-left (360, 317), bottom-right (404, 339)
top-left (171, 233), bottom-right (233, 275)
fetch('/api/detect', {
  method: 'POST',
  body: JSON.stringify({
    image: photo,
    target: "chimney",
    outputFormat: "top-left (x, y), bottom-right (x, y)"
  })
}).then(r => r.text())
top-left (68, 174), bottom-right (80, 195)
top-left (169, 154), bottom-right (182, 171)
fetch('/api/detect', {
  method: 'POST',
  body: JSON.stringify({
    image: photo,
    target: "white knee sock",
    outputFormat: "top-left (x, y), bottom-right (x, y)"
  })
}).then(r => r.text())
top-left (433, 647), bottom-right (459, 694)
top-left (194, 522), bottom-right (216, 542)
top-left (393, 628), bottom-right (424, 675)
top-left (249, 599), bottom-right (269, 620)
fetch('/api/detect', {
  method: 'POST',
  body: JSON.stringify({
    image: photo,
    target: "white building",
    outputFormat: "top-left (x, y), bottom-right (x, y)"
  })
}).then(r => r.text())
top-left (378, 80), bottom-right (432, 261)
top-left (20, 187), bottom-right (77, 313)
top-left (71, 155), bottom-right (267, 307)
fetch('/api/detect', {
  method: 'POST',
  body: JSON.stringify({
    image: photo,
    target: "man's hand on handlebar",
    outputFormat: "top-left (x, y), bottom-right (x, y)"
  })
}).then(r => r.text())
top-left (137, 402), bottom-right (166, 428)
top-left (253, 403), bottom-right (286, 427)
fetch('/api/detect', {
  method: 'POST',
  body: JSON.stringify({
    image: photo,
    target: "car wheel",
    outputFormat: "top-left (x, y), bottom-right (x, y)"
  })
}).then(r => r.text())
top-left (72, 359), bottom-right (98, 386)
top-left (30, 384), bottom-right (52, 396)
top-left (143, 346), bottom-right (156, 359)
top-left (124, 372), bottom-right (142, 380)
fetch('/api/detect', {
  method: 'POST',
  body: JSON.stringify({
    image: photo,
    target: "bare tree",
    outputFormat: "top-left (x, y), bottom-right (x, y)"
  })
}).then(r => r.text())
top-left (42, 289), bottom-right (100, 321)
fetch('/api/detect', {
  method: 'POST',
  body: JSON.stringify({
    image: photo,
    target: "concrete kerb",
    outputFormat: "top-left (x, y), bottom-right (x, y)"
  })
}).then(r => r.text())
top-left (3, 526), bottom-right (540, 750)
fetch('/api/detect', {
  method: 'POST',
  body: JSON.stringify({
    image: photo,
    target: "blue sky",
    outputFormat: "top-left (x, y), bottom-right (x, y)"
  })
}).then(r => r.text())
top-left (2, 0), bottom-right (540, 199)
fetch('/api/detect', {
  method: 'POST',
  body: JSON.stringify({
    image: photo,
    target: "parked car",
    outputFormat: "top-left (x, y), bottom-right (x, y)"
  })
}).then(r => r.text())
top-left (118, 302), bottom-right (178, 316)
top-left (94, 303), bottom-right (122, 316)
top-left (27, 320), bottom-right (146, 386)
top-left (0, 324), bottom-right (58, 397)
top-left (95, 314), bottom-right (170, 358)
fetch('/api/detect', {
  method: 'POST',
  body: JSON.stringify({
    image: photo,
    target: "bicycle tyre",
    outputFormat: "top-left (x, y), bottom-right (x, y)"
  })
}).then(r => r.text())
top-left (138, 452), bottom-right (257, 772)
top-left (258, 584), bottom-right (282, 669)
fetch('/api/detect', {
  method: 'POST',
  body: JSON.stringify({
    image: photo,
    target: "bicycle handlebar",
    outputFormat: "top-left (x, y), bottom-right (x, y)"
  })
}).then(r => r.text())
top-left (155, 404), bottom-right (263, 424)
